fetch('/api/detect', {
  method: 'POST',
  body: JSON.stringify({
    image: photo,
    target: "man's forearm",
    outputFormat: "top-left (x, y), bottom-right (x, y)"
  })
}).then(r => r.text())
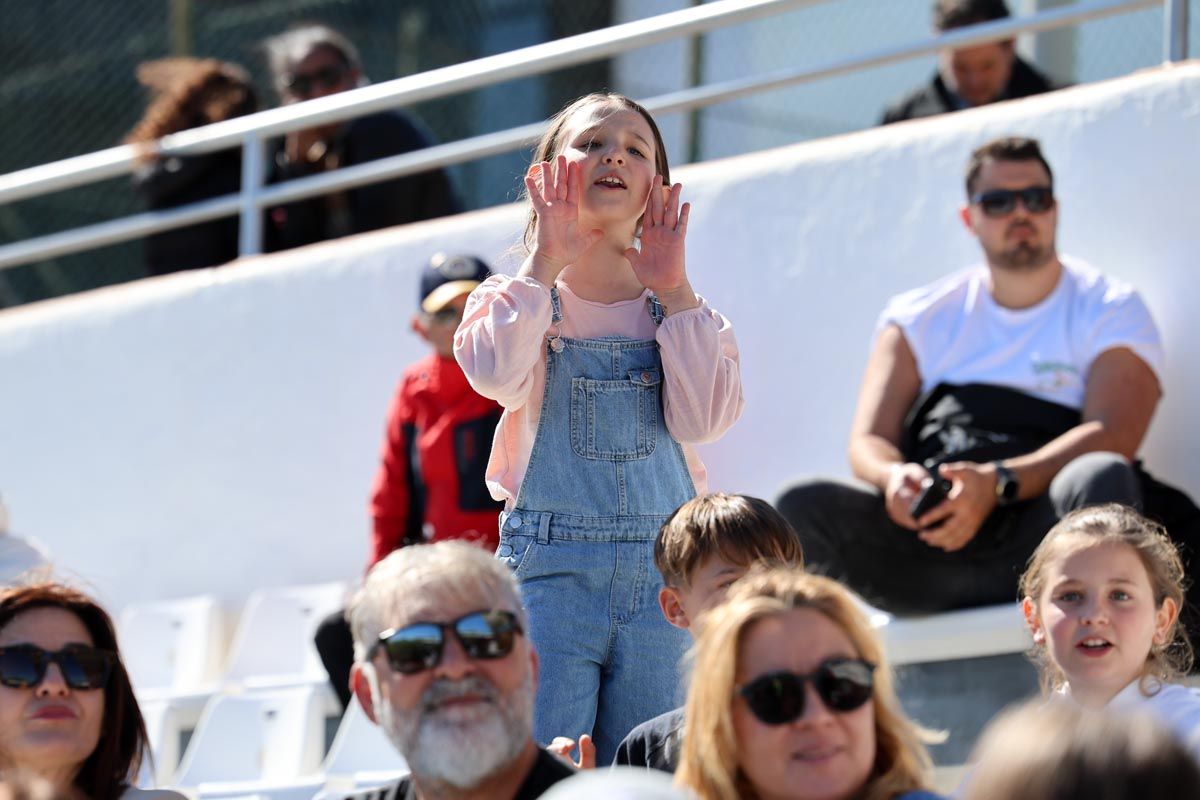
top-left (998, 420), bottom-right (1128, 501)
top-left (849, 434), bottom-right (907, 490)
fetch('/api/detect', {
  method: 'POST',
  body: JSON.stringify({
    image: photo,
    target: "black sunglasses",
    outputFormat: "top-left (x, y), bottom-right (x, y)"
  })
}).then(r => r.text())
top-left (369, 610), bottom-right (523, 675)
top-left (971, 186), bottom-right (1056, 218)
top-left (284, 64), bottom-right (348, 97)
top-left (0, 643), bottom-right (115, 690)
top-left (737, 658), bottom-right (875, 725)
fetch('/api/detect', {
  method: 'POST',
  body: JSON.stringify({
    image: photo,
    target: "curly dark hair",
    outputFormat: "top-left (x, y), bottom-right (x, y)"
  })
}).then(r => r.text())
top-left (0, 582), bottom-right (150, 800)
top-left (125, 58), bottom-right (256, 147)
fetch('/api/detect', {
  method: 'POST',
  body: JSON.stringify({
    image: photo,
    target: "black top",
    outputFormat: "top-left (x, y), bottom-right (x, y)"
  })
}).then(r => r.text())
top-left (265, 110), bottom-right (461, 252)
top-left (133, 149), bottom-right (244, 276)
top-left (613, 706), bottom-right (685, 774)
top-left (880, 56), bottom-right (1057, 124)
top-left (347, 747), bottom-right (574, 800)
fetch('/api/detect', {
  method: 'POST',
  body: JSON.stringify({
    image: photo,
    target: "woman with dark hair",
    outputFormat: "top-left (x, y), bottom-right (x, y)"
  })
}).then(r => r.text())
top-left (0, 582), bottom-right (184, 800)
top-left (126, 58), bottom-right (257, 276)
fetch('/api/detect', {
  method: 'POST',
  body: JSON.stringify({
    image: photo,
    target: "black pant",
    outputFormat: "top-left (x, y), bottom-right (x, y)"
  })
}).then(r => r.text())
top-left (314, 608), bottom-right (354, 710)
top-left (776, 452), bottom-right (1141, 614)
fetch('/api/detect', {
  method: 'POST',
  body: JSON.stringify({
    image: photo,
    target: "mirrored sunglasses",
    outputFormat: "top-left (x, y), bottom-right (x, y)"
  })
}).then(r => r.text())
top-left (971, 186), bottom-right (1056, 218)
top-left (369, 610), bottom-right (522, 674)
top-left (737, 657), bottom-right (875, 725)
top-left (0, 643), bottom-right (115, 690)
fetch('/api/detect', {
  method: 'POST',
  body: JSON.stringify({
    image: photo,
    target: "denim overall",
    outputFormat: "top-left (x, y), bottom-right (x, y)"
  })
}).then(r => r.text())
top-left (496, 287), bottom-right (695, 764)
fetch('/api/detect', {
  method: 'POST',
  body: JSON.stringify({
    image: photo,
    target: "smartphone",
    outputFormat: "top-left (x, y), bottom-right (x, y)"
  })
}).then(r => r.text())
top-left (909, 471), bottom-right (952, 520)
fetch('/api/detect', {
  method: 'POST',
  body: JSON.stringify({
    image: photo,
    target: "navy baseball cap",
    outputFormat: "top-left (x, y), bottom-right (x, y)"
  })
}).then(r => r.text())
top-left (420, 253), bottom-right (492, 313)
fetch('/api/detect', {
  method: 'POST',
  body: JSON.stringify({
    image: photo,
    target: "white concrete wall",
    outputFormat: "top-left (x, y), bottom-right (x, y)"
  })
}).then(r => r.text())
top-left (2, 64), bottom-right (1198, 613)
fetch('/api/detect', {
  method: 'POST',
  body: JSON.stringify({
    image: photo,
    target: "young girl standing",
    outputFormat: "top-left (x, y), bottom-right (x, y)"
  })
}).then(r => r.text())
top-left (1020, 503), bottom-right (1200, 759)
top-left (455, 92), bottom-right (744, 763)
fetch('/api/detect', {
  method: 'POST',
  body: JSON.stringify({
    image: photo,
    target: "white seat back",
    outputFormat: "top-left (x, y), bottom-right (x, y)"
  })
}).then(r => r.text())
top-left (879, 602), bottom-right (1033, 666)
top-left (323, 699), bottom-right (408, 779)
top-left (138, 698), bottom-right (188, 787)
top-left (174, 686), bottom-right (327, 787)
top-left (120, 595), bottom-right (225, 694)
top-left (223, 582), bottom-right (347, 686)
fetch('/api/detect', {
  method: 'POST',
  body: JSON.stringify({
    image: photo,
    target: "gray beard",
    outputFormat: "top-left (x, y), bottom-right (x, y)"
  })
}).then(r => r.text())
top-left (378, 673), bottom-right (535, 790)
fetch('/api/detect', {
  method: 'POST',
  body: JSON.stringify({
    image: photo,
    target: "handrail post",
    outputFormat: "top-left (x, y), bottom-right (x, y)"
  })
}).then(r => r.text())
top-left (238, 133), bottom-right (265, 258)
top-left (1165, 0), bottom-right (1189, 61)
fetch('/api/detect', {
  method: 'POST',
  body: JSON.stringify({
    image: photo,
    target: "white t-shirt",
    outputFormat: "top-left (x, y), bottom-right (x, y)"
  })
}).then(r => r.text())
top-left (877, 257), bottom-right (1163, 409)
top-left (1067, 678), bottom-right (1200, 763)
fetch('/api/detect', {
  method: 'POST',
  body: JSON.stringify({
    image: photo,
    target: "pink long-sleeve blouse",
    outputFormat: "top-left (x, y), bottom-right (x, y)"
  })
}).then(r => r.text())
top-left (454, 274), bottom-right (745, 507)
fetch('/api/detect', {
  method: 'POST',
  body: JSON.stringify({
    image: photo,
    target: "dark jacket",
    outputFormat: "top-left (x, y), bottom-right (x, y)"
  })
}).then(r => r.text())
top-left (880, 56), bottom-right (1056, 124)
top-left (265, 110), bottom-right (461, 252)
top-left (345, 747), bottom-right (573, 800)
top-left (133, 149), bottom-right (243, 276)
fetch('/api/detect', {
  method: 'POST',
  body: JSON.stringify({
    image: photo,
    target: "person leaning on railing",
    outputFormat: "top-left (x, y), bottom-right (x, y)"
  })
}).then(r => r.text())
top-left (260, 24), bottom-right (462, 253)
top-left (0, 582), bottom-right (185, 800)
top-left (126, 58), bottom-right (257, 277)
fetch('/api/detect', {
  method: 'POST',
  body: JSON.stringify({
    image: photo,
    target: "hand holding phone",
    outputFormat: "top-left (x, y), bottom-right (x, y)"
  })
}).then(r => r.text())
top-left (909, 469), bottom-right (952, 520)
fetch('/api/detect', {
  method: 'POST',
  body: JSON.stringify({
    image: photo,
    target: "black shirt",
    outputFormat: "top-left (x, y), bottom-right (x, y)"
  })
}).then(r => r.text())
top-left (347, 747), bottom-right (574, 800)
top-left (613, 706), bottom-right (685, 774)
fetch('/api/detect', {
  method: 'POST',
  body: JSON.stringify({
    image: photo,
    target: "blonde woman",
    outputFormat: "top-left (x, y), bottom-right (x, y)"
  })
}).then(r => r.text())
top-left (675, 568), bottom-right (942, 800)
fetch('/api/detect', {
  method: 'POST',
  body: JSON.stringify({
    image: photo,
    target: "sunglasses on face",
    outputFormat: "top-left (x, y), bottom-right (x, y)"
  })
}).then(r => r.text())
top-left (737, 657), bottom-right (875, 725)
top-left (369, 610), bottom-right (523, 675)
top-left (283, 64), bottom-right (348, 97)
top-left (0, 643), bottom-right (115, 690)
top-left (971, 186), bottom-right (1056, 218)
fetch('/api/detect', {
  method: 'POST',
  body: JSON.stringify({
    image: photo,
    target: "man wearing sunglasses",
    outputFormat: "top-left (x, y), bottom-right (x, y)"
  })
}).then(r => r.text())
top-left (778, 136), bottom-right (1197, 620)
top-left (346, 541), bottom-right (573, 800)
top-left (261, 24), bottom-right (460, 252)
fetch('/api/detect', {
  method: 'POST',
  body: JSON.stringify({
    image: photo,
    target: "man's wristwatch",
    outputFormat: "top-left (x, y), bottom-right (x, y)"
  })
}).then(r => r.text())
top-left (993, 462), bottom-right (1019, 506)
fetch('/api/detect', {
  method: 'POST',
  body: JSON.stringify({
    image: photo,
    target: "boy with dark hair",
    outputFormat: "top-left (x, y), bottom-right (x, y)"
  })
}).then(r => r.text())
top-left (597, 493), bottom-right (804, 772)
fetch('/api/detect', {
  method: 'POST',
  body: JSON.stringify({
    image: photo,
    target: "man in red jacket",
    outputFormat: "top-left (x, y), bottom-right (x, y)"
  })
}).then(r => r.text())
top-left (317, 253), bottom-right (504, 708)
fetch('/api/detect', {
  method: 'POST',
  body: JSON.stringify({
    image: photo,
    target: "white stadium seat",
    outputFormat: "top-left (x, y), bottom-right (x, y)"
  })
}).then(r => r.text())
top-left (223, 582), bottom-right (348, 688)
top-left (321, 699), bottom-right (409, 792)
top-left (119, 595), bottom-right (226, 697)
top-left (173, 685), bottom-right (327, 790)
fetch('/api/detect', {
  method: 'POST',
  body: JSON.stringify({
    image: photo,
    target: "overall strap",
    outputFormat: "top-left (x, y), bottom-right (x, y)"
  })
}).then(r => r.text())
top-left (647, 294), bottom-right (665, 326)
top-left (547, 286), bottom-right (565, 353)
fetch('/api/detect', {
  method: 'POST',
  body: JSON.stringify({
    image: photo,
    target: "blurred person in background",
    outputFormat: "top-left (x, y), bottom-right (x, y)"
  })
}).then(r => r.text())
top-left (881, 0), bottom-right (1058, 124)
top-left (262, 24), bottom-right (461, 252)
top-left (0, 582), bottom-right (185, 800)
top-left (961, 701), bottom-right (1200, 799)
top-left (674, 568), bottom-right (943, 800)
top-left (314, 254), bottom-right (503, 710)
top-left (126, 58), bottom-right (257, 275)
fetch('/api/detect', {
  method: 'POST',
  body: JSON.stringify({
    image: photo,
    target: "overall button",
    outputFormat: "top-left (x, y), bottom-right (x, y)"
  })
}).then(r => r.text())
top-left (509, 514), bottom-right (523, 529)
top-left (641, 371), bottom-right (652, 383)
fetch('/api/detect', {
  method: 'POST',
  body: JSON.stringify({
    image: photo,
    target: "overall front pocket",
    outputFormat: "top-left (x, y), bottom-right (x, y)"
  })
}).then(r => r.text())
top-left (569, 368), bottom-right (661, 461)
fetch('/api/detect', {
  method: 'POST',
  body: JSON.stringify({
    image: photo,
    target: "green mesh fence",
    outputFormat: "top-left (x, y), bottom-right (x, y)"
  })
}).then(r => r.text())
top-left (0, 0), bottom-right (1195, 308)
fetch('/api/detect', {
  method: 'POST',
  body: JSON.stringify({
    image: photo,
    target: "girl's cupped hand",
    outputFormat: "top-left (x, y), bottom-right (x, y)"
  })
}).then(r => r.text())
top-left (524, 155), bottom-right (604, 284)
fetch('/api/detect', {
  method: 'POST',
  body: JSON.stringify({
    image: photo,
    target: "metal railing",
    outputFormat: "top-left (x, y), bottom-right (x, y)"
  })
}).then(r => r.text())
top-left (0, 0), bottom-right (1188, 272)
